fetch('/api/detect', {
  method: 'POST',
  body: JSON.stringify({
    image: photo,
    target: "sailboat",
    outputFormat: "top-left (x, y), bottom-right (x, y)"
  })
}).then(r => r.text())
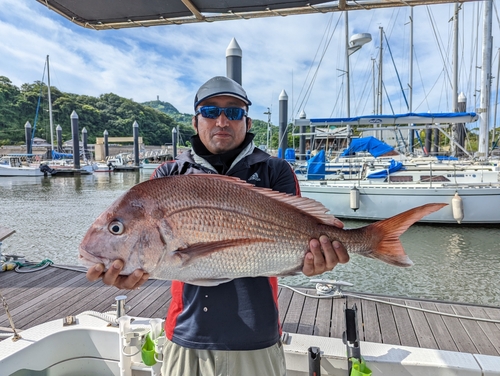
top-left (35, 56), bottom-right (95, 175)
top-left (293, 3), bottom-right (500, 224)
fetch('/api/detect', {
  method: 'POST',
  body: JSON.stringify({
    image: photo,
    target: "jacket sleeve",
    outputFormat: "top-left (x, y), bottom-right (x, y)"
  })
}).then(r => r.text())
top-left (152, 160), bottom-right (178, 179)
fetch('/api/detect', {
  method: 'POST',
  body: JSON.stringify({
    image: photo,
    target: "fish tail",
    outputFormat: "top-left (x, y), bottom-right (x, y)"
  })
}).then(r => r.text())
top-left (366, 203), bottom-right (447, 267)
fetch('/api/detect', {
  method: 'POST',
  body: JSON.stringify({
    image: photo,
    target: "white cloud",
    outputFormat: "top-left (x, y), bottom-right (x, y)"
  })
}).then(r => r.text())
top-left (0, 0), bottom-right (498, 127)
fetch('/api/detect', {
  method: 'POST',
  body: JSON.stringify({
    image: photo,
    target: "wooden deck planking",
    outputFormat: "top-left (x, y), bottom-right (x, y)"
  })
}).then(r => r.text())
top-left (435, 302), bottom-right (479, 354)
top-left (313, 297), bottom-right (333, 337)
top-left (376, 300), bottom-right (400, 345)
top-left (281, 289), bottom-right (306, 334)
top-left (358, 298), bottom-right (382, 343)
top-left (405, 300), bottom-right (439, 349)
top-left (329, 298), bottom-right (346, 338)
top-left (473, 306), bottom-right (500, 355)
top-left (418, 301), bottom-right (458, 352)
top-left (0, 270), bottom-right (85, 327)
top-left (277, 286), bottom-right (294, 328)
top-left (296, 289), bottom-right (318, 335)
top-left (0, 267), bottom-right (68, 301)
top-left (452, 304), bottom-right (499, 356)
top-left (1, 266), bottom-right (500, 358)
top-left (388, 298), bottom-right (419, 348)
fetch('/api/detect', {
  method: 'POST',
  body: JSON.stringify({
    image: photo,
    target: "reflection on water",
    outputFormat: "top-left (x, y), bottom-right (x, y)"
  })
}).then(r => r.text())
top-left (0, 171), bottom-right (499, 306)
top-left (0, 172), bottom-right (150, 269)
top-left (281, 220), bottom-right (500, 306)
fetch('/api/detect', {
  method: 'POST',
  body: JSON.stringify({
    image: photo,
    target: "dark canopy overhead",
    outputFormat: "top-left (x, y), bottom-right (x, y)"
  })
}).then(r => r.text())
top-left (35, 0), bottom-right (481, 30)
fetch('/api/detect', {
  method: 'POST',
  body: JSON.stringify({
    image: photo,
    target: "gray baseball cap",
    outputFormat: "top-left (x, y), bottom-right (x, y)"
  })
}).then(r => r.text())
top-left (194, 76), bottom-right (252, 109)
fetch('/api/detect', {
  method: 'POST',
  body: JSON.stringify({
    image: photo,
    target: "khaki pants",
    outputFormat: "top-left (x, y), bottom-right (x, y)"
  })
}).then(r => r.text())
top-left (161, 339), bottom-right (286, 376)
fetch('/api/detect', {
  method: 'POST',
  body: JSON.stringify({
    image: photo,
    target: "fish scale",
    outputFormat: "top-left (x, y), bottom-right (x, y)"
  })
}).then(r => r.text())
top-left (79, 174), bottom-right (447, 286)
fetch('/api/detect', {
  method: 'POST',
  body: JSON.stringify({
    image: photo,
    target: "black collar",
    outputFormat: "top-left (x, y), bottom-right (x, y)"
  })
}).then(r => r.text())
top-left (190, 133), bottom-right (255, 174)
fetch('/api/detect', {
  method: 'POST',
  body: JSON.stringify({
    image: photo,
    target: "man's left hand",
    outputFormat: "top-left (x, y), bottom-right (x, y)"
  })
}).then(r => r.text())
top-left (303, 236), bottom-right (349, 276)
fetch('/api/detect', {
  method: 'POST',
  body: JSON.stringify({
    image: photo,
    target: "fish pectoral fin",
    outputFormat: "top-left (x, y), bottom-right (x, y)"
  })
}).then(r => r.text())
top-left (174, 238), bottom-right (267, 266)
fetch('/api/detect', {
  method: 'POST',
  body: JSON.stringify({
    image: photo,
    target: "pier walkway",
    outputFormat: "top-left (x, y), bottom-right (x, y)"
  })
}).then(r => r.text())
top-left (0, 265), bottom-right (499, 356)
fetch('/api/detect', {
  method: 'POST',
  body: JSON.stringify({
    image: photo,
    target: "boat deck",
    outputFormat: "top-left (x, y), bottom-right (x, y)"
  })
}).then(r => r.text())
top-left (0, 265), bottom-right (499, 357)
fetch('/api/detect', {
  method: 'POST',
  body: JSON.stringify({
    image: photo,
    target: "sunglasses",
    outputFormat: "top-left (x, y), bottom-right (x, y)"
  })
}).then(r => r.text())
top-left (195, 106), bottom-right (248, 121)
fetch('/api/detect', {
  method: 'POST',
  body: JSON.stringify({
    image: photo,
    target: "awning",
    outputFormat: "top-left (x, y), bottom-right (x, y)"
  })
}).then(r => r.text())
top-left (35, 0), bottom-right (482, 30)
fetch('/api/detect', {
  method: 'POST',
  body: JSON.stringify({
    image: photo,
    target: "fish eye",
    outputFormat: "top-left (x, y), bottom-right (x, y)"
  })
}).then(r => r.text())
top-left (108, 220), bottom-right (124, 235)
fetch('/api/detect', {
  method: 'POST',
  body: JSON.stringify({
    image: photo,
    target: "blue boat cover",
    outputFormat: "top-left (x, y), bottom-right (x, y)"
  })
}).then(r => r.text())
top-left (285, 148), bottom-right (296, 163)
top-left (436, 155), bottom-right (459, 161)
top-left (341, 137), bottom-right (394, 158)
top-left (366, 159), bottom-right (404, 178)
top-left (307, 150), bottom-right (326, 180)
top-left (52, 150), bottom-right (73, 160)
top-left (278, 148), bottom-right (296, 162)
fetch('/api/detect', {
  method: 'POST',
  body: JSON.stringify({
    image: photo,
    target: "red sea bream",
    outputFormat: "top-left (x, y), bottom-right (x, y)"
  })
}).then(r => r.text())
top-left (79, 174), bottom-right (446, 286)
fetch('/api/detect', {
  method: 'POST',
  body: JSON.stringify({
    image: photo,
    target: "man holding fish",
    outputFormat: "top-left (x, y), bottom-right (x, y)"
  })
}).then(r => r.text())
top-left (86, 76), bottom-right (350, 375)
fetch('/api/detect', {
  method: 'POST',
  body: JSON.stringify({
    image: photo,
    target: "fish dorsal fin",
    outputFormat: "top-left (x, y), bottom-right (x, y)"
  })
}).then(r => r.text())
top-left (186, 174), bottom-right (339, 226)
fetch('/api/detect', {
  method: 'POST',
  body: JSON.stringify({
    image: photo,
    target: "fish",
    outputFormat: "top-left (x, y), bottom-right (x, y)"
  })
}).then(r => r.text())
top-left (79, 174), bottom-right (447, 286)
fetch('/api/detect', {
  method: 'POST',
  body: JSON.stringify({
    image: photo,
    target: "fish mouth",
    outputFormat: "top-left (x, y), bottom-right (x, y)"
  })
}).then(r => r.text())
top-left (78, 247), bottom-right (111, 269)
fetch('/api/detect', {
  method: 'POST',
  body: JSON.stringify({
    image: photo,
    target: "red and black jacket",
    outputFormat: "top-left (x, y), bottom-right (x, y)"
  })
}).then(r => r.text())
top-left (152, 146), bottom-right (299, 350)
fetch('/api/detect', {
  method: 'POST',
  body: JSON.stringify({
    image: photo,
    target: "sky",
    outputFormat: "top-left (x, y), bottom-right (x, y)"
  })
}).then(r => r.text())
top-left (1, 0), bottom-right (499, 128)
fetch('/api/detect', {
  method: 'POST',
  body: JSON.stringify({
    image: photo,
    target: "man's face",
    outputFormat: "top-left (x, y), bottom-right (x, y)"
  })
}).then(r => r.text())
top-left (193, 95), bottom-right (252, 154)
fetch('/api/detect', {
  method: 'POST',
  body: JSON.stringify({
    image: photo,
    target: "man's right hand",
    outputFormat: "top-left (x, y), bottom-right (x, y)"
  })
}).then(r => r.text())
top-left (86, 260), bottom-right (150, 290)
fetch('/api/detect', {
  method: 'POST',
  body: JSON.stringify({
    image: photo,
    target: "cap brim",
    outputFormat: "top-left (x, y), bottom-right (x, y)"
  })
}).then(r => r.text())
top-left (195, 92), bottom-right (251, 108)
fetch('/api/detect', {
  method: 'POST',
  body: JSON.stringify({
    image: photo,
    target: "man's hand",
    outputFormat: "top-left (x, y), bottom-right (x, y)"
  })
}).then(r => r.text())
top-left (86, 260), bottom-right (150, 290)
top-left (303, 236), bottom-right (349, 276)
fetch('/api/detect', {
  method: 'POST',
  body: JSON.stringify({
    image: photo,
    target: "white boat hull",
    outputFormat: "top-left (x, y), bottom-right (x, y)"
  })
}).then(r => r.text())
top-left (0, 165), bottom-right (44, 177)
top-left (0, 313), bottom-right (498, 376)
top-left (299, 181), bottom-right (500, 224)
top-left (141, 163), bottom-right (161, 170)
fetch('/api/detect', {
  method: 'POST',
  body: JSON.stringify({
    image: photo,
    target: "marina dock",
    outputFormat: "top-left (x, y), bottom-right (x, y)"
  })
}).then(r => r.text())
top-left (0, 265), bottom-right (499, 356)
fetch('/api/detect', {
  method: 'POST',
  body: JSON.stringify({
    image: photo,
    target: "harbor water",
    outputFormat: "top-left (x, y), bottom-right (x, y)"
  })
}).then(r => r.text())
top-left (0, 171), bottom-right (499, 307)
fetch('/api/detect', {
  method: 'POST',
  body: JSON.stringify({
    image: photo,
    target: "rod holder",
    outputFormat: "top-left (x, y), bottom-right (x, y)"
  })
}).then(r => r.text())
top-left (308, 346), bottom-right (321, 376)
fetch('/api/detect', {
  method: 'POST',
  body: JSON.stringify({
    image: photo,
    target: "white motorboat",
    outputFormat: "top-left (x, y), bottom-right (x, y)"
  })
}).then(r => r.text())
top-left (0, 155), bottom-right (45, 177)
top-left (93, 161), bottom-right (115, 172)
top-left (0, 296), bottom-right (498, 376)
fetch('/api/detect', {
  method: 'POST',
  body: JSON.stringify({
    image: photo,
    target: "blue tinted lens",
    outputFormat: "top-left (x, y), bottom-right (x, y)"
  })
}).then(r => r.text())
top-left (224, 108), bottom-right (245, 120)
top-left (198, 106), bottom-right (246, 120)
top-left (201, 106), bottom-right (221, 119)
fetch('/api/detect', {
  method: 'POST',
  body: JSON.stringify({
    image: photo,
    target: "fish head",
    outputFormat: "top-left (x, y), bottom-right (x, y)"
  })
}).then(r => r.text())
top-left (79, 189), bottom-right (170, 276)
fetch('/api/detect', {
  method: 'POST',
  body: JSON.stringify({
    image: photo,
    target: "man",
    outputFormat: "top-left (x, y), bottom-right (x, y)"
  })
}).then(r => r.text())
top-left (87, 76), bottom-right (349, 376)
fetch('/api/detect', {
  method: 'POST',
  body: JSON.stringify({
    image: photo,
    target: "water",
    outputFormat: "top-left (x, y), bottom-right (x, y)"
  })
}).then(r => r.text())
top-left (0, 172), bottom-right (499, 307)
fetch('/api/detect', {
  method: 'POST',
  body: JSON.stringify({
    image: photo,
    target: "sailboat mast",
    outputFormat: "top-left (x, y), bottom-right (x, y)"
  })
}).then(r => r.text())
top-left (493, 48), bottom-right (500, 148)
top-left (478, 0), bottom-right (492, 159)
top-left (451, 3), bottom-right (459, 157)
top-left (452, 4), bottom-right (459, 113)
top-left (408, 7), bottom-right (414, 153)
top-left (377, 27), bottom-right (383, 116)
top-left (46, 55), bottom-right (54, 153)
top-left (345, 11), bottom-right (351, 118)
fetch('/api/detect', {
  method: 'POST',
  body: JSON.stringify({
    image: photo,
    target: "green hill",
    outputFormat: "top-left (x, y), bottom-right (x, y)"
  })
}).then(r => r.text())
top-left (0, 76), bottom-right (195, 146)
top-left (0, 75), bottom-right (284, 149)
top-left (142, 100), bottom-right (193, 126)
